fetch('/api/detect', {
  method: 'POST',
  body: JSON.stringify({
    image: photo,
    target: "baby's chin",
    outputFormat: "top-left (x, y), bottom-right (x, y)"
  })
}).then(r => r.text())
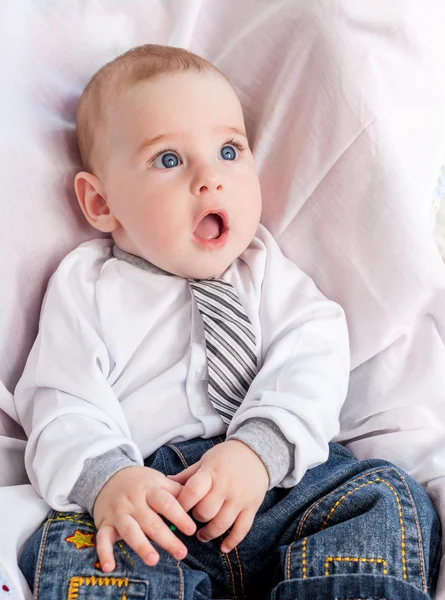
top-left (172, 263), bottom-right (230, 281)
top-left (148, 238), bottom-right (252, 279)
top-left (165, 256), bottom-right (234, 280)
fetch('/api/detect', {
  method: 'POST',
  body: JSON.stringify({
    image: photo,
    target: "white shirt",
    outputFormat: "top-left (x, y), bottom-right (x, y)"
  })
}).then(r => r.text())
top-left (14, 225), bottom-right (350, 511)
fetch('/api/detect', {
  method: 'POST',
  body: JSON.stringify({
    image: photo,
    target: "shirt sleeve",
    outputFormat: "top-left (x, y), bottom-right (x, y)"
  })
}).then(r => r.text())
top-left (68, 448), bottom-right (139, 515)
top-left (14, 241), bottom-right (144, 512)
top-left (228, 417), bottom-right (294, 488)
top-left (226, 226), bottom-right (350, 488)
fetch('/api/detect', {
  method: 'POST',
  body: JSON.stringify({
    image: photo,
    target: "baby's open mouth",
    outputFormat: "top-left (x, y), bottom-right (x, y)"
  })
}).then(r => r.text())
top-left (194, 213), bottom-right (225, 240)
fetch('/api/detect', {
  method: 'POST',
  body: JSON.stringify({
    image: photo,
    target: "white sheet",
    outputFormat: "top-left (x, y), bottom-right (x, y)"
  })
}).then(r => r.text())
top-left (2, 1), bottom-right (445, 597)
top-left (436, 168), bottom-right (445, 259)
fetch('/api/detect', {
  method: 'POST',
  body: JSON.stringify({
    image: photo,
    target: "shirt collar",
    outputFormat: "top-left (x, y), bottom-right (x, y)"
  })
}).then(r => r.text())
top-left (112, 245), bottom-right (173, 277)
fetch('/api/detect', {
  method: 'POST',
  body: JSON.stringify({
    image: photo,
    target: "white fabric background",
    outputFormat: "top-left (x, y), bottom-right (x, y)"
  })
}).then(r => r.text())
top-left (437, 203), bottom-right (445, 259)
top-left (1, 1), bottom-right (445, 598)
top-left (436, 171), bottom-right (445, 258)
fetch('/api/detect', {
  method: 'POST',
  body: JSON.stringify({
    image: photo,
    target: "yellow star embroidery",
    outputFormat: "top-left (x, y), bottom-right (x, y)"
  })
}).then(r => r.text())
top-left (65, 530), bottom-right (96, 550)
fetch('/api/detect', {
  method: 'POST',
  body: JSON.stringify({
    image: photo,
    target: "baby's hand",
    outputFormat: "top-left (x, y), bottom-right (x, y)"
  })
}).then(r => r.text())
top-left (169, 440), bottom-right (269, 553)
top-left (93, 466), bottom-right (197, 572)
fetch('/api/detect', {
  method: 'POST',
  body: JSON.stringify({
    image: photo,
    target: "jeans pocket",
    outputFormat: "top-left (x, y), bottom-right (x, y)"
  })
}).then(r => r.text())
top-left (283, 466), bottom-right (436, 595)
top-left (28, 513), bottom-right (150, 599)
top-left (271, 574), bottom-right (434, 600)
top-left (65, 576), bottom-right (148, 598)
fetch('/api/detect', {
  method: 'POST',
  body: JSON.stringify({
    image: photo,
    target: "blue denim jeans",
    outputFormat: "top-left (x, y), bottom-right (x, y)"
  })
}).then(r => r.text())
top-left (19, 440), bottom-right (441, 599)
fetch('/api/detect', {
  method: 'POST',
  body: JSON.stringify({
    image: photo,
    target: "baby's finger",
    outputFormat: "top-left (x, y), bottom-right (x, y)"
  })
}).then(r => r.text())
top-left (149, 488), bottom-right (196, 536)
top-left (136, 508), bottom-right (188, 561)
top-left (115, 513), bottom-right (159, 567)
top-left (197, 501), bottom-right (238, 543)
top-left (96, 523), bottom-right (119, 572)
top-left (192, 489), bottom-right (225, 523)
top-left (220, 509), bottom-right (255, 553)
top-left (168, 462), bottom-right (200, 485)
top-left (177, 469), bottom-right (213, 512)
top-left (163, 477), bottom-right (184, 498)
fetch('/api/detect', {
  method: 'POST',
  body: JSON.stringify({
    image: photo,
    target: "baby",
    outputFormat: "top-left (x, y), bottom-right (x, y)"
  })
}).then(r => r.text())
top-left (15, 45), bottom-right (440, 599)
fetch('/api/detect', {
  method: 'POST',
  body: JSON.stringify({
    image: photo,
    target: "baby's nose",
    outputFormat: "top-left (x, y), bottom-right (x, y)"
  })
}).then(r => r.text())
top-left (191, 166), bottom-right (223, 195)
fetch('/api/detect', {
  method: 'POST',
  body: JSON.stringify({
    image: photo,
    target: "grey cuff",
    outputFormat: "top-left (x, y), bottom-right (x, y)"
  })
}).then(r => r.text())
top-left (228, 418), bottom-right (294, 489)
top-left (68, 448), bottom-right (139, 515)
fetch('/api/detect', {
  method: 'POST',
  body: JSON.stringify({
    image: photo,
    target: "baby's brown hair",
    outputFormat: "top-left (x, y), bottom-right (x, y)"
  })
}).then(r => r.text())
top-left (76, 44), bottom-right (224, 174)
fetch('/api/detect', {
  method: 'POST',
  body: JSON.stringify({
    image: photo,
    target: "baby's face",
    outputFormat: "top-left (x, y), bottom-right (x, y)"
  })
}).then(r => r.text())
top-left (100, 70), bottom-right (262, 279)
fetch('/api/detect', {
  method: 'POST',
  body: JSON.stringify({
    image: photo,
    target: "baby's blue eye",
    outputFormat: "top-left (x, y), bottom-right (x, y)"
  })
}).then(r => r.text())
top-left (219, 145), bottom-right (237, 161)
top-left (152, 152), bottom-right (181, 169)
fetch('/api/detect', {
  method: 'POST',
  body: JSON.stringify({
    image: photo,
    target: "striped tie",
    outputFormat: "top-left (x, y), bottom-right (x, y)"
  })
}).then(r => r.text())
top-left (189, 278), bottom-right (258, 425)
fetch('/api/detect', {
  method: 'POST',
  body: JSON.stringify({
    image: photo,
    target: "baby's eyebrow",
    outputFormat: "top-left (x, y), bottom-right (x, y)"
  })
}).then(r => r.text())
top-left (137, 134), bottom-right (170, 156)
top-left (215, 126), bottom-right (248, 139)
top-left (137, 127), bottom-right (247, 156)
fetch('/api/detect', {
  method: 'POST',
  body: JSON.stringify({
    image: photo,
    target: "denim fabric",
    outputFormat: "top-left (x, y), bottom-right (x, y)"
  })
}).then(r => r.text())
top-left (19, 441), bottom-right (441, 599)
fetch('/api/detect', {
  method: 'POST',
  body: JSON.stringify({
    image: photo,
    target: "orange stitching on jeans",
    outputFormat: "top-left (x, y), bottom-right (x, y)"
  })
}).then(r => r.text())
top-left (55, 517), bottom-right (93, 528)
top-left (168, 444), bottom-right (190, 468)
top-left (296, 468), bottom-right (390, 539)
top-left (320, 477), bottom-right (406, 580)
top-left (54, 513), bottom-right (84, 521)
top-left (295, 466), bottom-right (427, 584)
top-left (176, 560), bottom-right (184, 600)
top-left (34, 511), bottom-right (56, 599)
top-left (221, 551), bottom-right (238, 599)
top-left (321, 480), bottom-right (376, 529)
top-left (285, 540), bottom-right (298, 580)
top-left (395, 471), bottom-right (427, 592)
top-left (324, 556), bottom-right (388, 577)
top-left (66, 576), bottom-right (128, 600)
top-left (117, 541), bottom-right (135, 566)
top-left (233, 546), bottom-right (247, 600)
top-left (301, 538), bottom-right (308, 579)
top-left (54, 513), bottom-right (93, 527)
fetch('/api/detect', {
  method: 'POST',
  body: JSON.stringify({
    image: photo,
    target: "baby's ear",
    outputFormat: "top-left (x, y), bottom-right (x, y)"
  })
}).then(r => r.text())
top-left (74, 172), bottom-right (119, 233)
